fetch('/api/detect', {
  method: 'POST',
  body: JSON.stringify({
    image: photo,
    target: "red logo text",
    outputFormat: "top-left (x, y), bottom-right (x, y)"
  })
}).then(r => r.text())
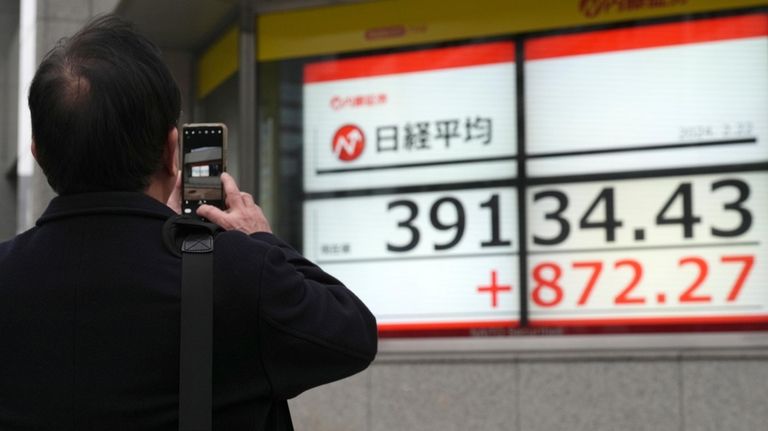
top-left (331, 93), bottom-right (388, 111)
top-left (579, 0), bottom-right (687, 19)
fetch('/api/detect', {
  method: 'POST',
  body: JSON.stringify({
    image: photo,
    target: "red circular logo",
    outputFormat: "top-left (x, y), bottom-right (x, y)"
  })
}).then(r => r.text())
top-left (332, 124), bottom-right (365, 162)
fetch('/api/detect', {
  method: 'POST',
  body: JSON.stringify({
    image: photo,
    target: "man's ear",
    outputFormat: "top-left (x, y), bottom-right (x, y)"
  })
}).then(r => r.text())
top-left (31, 140), bottom-right (38, 163)
top-left (164, 127), bottom-right (179, 176)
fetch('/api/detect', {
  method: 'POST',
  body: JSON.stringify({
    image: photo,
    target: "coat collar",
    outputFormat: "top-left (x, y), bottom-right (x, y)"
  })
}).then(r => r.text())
top-left (36, 192), bottom-right (176, 226)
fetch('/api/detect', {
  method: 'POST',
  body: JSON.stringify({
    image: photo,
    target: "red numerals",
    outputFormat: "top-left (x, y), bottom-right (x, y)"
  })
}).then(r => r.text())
top-left (614, 259), bottom-right (644, 305)
top-left (530, 255), bottom-right (754, 307)
top-left (722, 255), bottom-right (754, 302)
top-left (679, 257), bottom-right (711, 303)
top-left (531, 263), bottom-right (563, 307)
top-left (572, 261), bottom-right (602, 306)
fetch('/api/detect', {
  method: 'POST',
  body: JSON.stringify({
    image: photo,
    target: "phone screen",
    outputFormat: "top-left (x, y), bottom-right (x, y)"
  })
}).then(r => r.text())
top-left (181, 124), bottom-right (226, 217)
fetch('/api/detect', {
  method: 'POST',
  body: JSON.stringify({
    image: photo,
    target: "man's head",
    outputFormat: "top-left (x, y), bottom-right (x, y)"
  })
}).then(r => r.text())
top-left (28, 15), bottom-right (181, 195)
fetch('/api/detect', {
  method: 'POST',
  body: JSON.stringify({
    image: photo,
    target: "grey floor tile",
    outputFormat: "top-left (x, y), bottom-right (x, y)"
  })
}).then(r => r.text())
top-left (519, 360), bottom-right (679, 431)
top-left (370, 362), bottom-right (518, 431)
top-left (289, 369), bottom-right (370, 431)
top-left (682, 359), bottom-right (768, 431)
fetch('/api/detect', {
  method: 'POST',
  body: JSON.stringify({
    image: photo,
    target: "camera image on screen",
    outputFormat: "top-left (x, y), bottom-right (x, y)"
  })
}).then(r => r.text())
top-left (183, 146), bottom-right (223, 201)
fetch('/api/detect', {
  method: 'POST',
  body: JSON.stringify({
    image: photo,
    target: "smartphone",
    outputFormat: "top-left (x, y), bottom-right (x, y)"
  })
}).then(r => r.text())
top-left (180, 123), bottom-right (227, 218)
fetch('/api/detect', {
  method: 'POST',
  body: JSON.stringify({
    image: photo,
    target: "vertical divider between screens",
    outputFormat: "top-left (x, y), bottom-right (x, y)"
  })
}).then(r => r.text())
top-left (515, 38), bottom-right (529, 328)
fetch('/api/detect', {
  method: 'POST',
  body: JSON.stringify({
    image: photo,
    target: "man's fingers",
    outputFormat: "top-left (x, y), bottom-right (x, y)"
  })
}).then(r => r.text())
top-left (221, 173), bottom-right (242, 208)
top-left (196, 176), bottom-right (271, 234)
top-left (241, 192), bottom-right (255, 206)
top-left (196, 204), bottom-right (227, 225)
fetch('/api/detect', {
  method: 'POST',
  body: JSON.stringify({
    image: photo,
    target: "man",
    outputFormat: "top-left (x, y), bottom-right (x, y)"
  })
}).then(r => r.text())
top-left (0, 15), bottom-right (377, 430)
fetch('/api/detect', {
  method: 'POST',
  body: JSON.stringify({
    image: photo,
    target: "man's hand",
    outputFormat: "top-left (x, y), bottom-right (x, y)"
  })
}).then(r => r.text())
top-left (197, 172), bottom-right (272, 234)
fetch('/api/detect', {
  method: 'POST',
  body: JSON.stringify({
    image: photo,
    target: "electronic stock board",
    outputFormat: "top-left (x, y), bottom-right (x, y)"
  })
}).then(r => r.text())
top-left (301, 13), bottom-right (768, 336)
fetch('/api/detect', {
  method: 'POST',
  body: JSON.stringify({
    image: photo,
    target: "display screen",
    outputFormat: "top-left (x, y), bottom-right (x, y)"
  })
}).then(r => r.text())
top-left (301, 12), bottom-right (768, 336)
top-left (182, 124), bottom-right (225, 215)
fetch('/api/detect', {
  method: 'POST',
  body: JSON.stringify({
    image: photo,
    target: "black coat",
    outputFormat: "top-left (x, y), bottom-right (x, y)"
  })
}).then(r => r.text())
top-left (0, 192), bottom-right (377, 430)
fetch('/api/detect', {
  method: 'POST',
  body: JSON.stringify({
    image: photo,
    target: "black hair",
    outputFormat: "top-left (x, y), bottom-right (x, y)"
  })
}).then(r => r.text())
top-left (28, 15), bottom-right (181, 194)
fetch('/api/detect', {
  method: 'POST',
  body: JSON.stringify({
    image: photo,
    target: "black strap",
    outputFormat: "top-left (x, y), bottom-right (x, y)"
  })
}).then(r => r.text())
top-left (163, 216), bottom-right (221, 431)
top-left (178, 232), bottom-right (214, 431)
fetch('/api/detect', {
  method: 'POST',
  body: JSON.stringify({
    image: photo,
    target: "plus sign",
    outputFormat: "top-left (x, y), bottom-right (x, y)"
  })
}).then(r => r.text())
top-left (477, 270), bottom-right (512, 308)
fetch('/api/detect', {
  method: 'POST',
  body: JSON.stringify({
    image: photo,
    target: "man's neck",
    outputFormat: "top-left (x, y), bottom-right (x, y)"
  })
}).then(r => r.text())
top-left (144, 173), bottom-right (172, 206)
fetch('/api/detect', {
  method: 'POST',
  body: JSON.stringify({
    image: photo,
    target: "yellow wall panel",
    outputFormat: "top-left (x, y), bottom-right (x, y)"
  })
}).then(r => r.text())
top-left (258, 0), bottom-right (768, 61)
top-left (197, 0), bottom-right (768, 98)
top-left (197, 26), bottom-right (239, 99)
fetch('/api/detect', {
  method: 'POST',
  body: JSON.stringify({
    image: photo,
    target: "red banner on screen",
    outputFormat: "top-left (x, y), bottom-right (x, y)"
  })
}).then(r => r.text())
top-left (304, 41), bottom-right (515, 83)
top-left (527, 14), bottom-right (768, 60)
